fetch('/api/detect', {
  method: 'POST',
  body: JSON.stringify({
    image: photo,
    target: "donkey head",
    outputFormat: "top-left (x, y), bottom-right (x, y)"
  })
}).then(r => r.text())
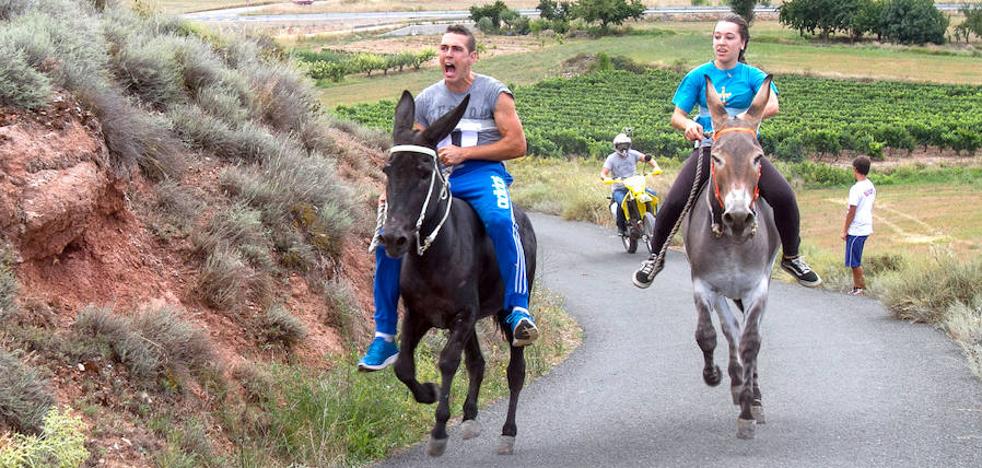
top-left (380, 90), bottom-right (469, 257)
top-left (704, 75), bottom-right (772, 241)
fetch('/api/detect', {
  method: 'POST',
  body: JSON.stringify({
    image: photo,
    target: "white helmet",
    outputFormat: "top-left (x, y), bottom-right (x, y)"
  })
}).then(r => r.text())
top-left (613, 133), bottom-right (631, 153)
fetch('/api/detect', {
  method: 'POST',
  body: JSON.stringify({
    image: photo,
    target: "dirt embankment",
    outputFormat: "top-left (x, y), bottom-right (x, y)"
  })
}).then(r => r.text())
top-left (1, 94), bottom-right (382, 465)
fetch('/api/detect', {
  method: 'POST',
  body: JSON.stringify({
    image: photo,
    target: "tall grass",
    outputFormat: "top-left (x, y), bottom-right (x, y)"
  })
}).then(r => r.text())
top-left (245, 288), bottom-right (580, 466)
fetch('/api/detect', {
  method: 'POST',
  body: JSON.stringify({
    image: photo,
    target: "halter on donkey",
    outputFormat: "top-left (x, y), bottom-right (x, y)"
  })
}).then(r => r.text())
top-left (380, 91), bottom-right (538, 456)
top-left (684, 75), bottom-right (779, 440)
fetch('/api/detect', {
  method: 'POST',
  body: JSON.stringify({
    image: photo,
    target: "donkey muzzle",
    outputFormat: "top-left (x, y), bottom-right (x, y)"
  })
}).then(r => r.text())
top-left (380, 227), bottom-right (413, 258)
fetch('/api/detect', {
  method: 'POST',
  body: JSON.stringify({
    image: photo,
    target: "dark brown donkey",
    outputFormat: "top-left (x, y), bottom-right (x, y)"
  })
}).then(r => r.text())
top-left (380, 91), bottom-right (537, 456)
top-left (683, 75), bottom-right (780, 440)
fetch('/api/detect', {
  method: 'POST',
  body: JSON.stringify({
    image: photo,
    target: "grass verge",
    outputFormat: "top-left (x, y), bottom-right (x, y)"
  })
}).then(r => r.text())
top-left (240, 287), bottom-right (581, 466)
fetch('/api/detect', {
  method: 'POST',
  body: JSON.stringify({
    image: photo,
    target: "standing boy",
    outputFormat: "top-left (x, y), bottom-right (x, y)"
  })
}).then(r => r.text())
top-left (842, 156), bottom-right (875, 295)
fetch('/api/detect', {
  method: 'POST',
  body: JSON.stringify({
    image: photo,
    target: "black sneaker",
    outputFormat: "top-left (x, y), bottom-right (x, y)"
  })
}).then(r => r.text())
top-left (633, 255), bottom-right (664, 289)
top-left (780, 256), bottom-right (822, 287)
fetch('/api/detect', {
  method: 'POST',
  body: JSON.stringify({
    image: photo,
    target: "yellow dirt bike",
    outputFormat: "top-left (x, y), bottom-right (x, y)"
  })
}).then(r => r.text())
top-left (603, 167), bottom-right (662, 254)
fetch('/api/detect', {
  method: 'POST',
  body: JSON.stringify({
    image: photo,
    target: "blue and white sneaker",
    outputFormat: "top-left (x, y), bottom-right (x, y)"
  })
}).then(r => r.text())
top-left (357, 337), bottom-right (398, 372)
top-left (505, 307), bottom-right (539, 347)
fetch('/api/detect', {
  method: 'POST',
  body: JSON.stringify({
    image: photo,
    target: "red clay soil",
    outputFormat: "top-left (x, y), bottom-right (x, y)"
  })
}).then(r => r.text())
top-left (1, 95), bottom-right (385, 465)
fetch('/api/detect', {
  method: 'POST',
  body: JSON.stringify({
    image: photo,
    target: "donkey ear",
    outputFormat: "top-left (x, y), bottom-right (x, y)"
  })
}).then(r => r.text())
top-left (704, 75), bottom-right (728, 130)
top-left (421, 95), bottom-right (470, 146)
top-left (744, 75), bottom-right (773, 125)
top-left (393, 90), bottom-right (415, 138)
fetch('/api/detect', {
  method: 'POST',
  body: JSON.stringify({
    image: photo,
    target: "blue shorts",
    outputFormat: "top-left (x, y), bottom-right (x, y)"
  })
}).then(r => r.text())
top-left (845, 235), bottom-right (868, 268)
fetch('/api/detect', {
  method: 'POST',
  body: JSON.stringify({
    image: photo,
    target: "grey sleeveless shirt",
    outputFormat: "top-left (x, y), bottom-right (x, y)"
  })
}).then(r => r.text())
top-left (414, 74), bottom-right (512, 175)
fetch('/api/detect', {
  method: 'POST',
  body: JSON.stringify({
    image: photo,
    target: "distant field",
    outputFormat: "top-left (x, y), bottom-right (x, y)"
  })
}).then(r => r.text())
top-left (251, 0), bottom-right (702, 15)
top-left (149, 1), bottom-right (275, 14)
top-left (315, 24), bottom-right (982, 106)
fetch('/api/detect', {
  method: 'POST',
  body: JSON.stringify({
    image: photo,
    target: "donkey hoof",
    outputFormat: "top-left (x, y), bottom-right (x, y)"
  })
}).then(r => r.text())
top-left (427, 436), bottom-right (448, 457)
top-left (736, 418), bottom-right (756, 440)
top-left (418, 382), bottom-right (439, 404)
top-left (703, 365), bottom-right (722, 387)
top-left (461, 419), bottom-right (482, 440)
top-left (496, 435), bottom-right (516, 455)
top-left (751, 404), bottom-right (765, 424)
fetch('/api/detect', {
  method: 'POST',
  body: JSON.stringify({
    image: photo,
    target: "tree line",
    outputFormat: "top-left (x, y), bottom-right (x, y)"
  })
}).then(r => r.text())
top-left (778, 0), bottom-right (959, 45)
top-left (469, 0), bottom-right (645, 35)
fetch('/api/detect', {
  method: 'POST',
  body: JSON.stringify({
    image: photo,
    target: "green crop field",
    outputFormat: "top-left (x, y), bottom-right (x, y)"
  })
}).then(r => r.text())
top-left (335, 69), bottom-right (982, 159)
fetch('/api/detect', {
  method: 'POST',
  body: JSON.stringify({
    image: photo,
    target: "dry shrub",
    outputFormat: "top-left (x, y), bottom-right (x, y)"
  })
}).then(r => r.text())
top-left (881, 251), bottom-right (982, 324)
top-left (323, 277), bottom-right (368, 345)
top-left (0, 44), bottom-right (52, 109)
top-left (71, 305), bottom-right (215, 384)
top-left (0, 349), bottom-right (54, 435)
top-left (246, 63), bottom-right (317, 134)
top-left (197, 245), bottom-right (252, 311)
top-left (260, 304), bottom-right (307, 349)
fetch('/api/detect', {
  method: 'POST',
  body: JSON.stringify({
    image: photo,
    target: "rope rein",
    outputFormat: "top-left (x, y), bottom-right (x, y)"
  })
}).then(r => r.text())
top-left (646, 147), bottom-right (705, 267)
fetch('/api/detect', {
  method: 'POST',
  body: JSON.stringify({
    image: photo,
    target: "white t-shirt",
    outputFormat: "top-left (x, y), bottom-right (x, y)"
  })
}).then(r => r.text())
top-left (847, 178), bottom-right (876, 236)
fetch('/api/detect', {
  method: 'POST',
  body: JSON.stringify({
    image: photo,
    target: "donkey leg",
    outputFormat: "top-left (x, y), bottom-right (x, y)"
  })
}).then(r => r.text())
top-left (394, 317), bottom-right (438, 405)
top-left (428, 320), bottom-right (473, 456)
top-left (751, 365), bottom-right (765, 424)
top-left (693, 288), bottom-right (721, 387)
top-left (498, 345), bottom-right (526, 455)
top-left (710, 294), bottom-right (743, 405)
top-left (461, 331), bottom-right (485, 440)
top-left (736, 294), bottom-right (766, 439)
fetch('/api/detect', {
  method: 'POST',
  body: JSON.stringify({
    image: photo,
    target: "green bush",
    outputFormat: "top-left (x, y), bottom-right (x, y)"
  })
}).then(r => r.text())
top-left (0, 407), bottom-right (89, 468)
top-left (880, 0), bottom-right (948, 45)
top-left (0, 349), bottom-right (53, 435)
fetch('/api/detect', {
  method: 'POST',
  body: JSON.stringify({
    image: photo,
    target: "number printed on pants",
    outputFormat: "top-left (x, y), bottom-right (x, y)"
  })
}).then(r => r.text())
top-left (491, 175), bottom-right (510, 209)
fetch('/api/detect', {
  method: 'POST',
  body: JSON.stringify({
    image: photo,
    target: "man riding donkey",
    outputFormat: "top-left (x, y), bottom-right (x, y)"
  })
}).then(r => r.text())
top-left (359, 25), bottom-right (540, 371)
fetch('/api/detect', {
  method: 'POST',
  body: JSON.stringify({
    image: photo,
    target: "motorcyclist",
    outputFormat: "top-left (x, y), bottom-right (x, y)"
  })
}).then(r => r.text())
top-left (600, 132), bottom-right (662, 236)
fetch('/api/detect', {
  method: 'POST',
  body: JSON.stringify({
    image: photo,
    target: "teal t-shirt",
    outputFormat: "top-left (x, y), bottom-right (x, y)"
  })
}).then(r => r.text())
top-left (672, 61), bottom-right (778, 146)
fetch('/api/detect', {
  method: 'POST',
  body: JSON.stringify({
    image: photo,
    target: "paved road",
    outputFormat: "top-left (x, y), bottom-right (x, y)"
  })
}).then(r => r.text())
top-left (383, 213), bottom-right (981, 467)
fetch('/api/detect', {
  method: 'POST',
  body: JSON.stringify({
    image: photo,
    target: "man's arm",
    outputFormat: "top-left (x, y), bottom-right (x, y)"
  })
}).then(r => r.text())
top-left (842, 205), bottom-right (857, 241)
top-left (437, 92), bottom-right (526, 165)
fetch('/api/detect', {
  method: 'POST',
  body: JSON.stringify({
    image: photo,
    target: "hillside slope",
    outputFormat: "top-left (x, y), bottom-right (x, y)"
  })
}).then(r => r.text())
top-left (1, 1), bottom-right (393, 465)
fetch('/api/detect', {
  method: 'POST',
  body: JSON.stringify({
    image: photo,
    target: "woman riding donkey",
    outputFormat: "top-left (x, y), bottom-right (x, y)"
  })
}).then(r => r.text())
top-left (359, 25), bottom-right (540, 371)
top-left (634, 14), bottom-right (822, 289)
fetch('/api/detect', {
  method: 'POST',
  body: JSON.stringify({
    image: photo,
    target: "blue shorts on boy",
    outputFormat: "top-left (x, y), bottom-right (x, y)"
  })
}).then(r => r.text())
top-left (845, 234), bottom-right (868, 268)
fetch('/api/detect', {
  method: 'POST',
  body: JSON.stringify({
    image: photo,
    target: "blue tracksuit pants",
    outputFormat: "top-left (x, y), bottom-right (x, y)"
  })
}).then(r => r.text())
top-left (372, 164), bottom-right (529, 335)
